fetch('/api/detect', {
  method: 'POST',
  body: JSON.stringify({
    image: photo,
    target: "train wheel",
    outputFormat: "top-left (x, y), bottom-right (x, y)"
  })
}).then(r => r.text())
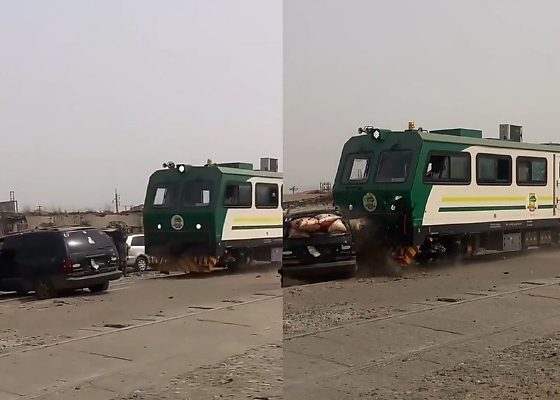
top-left (227, 253), bottom-right (250, 271)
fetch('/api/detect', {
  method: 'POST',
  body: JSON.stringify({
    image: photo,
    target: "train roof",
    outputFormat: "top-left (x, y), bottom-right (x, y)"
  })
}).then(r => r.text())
top-left (347, 127), bottom-right (560, 153)
top-left (215, 166), bottom-right (282, 179)
top-left (149, 164), bottom-right (282, 180)
top-left (419, 131), bottom-right (560, 153)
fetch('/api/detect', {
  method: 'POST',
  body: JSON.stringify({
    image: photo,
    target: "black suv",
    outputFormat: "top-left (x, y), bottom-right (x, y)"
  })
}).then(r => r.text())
top-left (280, 208), bottom-right (356, 285)
top-left (0, 226), bottom-right (122, 299)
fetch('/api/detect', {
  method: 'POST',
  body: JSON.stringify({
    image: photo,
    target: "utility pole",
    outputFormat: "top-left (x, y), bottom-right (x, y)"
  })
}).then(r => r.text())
top-left (289, 186), bottom-right (298, 194)
top-left (113, 189), bottom-right (121, 214)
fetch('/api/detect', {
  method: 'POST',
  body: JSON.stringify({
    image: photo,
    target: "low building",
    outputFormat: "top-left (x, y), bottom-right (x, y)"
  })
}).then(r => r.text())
top-left (25, 210), bottom-right (144, 233)
top-left (283, 190), bottom-right (333, 210)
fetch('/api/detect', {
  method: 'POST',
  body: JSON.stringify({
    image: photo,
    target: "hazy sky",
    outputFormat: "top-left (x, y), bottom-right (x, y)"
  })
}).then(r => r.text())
top-left (0, 1), bottom-right (281, 210)
top-left (284, 0), bottom-right (560, 191)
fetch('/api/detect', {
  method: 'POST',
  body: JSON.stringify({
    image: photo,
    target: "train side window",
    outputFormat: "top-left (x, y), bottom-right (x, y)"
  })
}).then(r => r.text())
top-left (256, 183), bottom-right (279, 208)
top-left (476, 154), bottom-right (512, 185)
top-left (224, 182), bottom-right (252, 208)
top-left (343, 153), bottom-right (371, 183)
top-left (424, 152), bottom-right (471, 184)
top-left (516, 157), bottom-right (547, 186)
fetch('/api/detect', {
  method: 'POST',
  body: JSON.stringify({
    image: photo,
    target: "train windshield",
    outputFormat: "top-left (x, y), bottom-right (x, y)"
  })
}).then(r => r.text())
top-left (376, 150), bottom-right (413, 183)
top-left (343, 153), bottom-right (372, 183)
top-left (151, 184), bottom-right (177, 207)
top-left (183, 180), bottom-right (213, 207)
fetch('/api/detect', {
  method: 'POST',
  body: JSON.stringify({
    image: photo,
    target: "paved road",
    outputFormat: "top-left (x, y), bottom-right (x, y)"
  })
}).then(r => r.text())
top-left (0, 264), bottom-right (281, 399)
top-left (284, 248), bottom-right (560, 399)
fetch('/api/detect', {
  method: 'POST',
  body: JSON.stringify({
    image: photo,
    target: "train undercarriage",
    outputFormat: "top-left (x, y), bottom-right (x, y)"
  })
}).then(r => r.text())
top-left (149, 246), bottom-right (277, 274)
top-left (348, 216), bottom-right (560, 276)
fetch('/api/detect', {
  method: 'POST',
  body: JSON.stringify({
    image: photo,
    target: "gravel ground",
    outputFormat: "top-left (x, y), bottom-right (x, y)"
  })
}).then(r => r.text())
top-left (283, 297), bottom-right (392, 336)
top-left (284, 251), bottom-right (560, 399)
top-left (122, 344), bottom-right (282, 400)
top-left (283, 276), bottom-right (417, 336)
top-left (367, 332), bottom-right (560, 400)
top-left (0, 327), bottom-right (71, 353)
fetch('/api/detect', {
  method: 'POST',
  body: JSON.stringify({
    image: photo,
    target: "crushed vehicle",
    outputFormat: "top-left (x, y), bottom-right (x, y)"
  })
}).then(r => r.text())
top-left (280, 208), bottom-right (356, 284)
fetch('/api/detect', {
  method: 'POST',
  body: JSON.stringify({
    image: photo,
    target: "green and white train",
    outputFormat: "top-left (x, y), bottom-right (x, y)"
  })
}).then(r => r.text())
top-left (143, 159), bottom-right (283, 272)
top-left (332, 123), bottom-right (560, 264)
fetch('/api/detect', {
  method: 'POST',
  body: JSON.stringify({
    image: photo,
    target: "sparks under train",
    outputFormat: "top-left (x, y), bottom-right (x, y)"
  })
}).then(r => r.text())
top-left (332, 122), bottom-right (560, 266)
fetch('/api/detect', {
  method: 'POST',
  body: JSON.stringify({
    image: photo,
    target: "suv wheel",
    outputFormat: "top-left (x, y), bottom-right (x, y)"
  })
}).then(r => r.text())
top-left (89, 281), bottom-right (109, 293)
top-left (135, 256), bottom-right (149, 272)
top-left (35, 278), bottom-right (57, 300)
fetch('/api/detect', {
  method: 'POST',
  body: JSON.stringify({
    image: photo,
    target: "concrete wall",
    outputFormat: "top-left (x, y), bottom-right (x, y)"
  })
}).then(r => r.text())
top-left (25, 212), bottom-right (143, 233)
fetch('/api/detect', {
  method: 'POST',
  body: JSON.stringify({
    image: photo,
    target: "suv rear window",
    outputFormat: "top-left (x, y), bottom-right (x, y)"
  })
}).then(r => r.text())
top-left (64, 230), bottom-right (115, 254)
top-left (131, 236), bottom-right (145, 246)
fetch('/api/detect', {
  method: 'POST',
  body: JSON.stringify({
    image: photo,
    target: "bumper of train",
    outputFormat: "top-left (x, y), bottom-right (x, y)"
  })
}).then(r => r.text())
top-left (346, 213), bottom-right (412, 248)
top-left (144, 230), bottom-right (219, 257)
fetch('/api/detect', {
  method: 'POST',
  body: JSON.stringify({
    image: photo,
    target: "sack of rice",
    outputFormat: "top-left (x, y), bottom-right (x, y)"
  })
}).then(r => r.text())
top-left (288, 227), bottom-right (310, 238)
top-left (316, 213), bottom-right (341, 230)
top-left (290, 218), bottom-right (302, 230)
top-left (328, 219), bottom-right (347, 234)
top-left (298, 217), bottom-right (321, 232)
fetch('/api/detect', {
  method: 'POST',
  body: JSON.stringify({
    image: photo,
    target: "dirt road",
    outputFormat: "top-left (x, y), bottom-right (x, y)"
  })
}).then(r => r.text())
top-left (284, 248), bottom-right (560, 399)
top-left (0, 265), bottom-right (281, 400)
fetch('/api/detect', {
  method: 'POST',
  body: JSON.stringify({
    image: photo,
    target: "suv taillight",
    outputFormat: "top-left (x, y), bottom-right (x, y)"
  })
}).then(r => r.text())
top-left (62, 258), bottom-right (74, 273)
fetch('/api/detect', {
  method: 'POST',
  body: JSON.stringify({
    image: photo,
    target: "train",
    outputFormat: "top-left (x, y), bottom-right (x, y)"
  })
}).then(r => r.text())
top-left (143, 158), bottom-right (283, 273)
top-left (332, 122), bottom-right (560, 267)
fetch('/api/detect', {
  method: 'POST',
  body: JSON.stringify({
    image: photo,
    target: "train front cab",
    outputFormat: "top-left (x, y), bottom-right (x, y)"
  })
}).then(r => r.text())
top-left (143, 166), bottom-right (223, 262)
top-left (332, 128), bottom-right (422, 256)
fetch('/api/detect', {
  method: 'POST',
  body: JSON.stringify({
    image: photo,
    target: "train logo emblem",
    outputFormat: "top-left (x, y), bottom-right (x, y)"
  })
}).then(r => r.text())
top-left (528, 193), bottom-right (537, 213)
top-left (171, 215), bottom-right (184, 230)
top-left (363, 193), bottom-right (377, 212)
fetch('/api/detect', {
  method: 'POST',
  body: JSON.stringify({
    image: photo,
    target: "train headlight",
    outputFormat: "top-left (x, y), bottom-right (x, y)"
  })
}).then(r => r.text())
top-left (177, 164), bottom-right (186, 173)
top-left (358, 126), bottom-right (386, 140)
top-left (196, 224), bottom-right (202, 230)
top-left (157, 224), bottom-right (162, 230)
